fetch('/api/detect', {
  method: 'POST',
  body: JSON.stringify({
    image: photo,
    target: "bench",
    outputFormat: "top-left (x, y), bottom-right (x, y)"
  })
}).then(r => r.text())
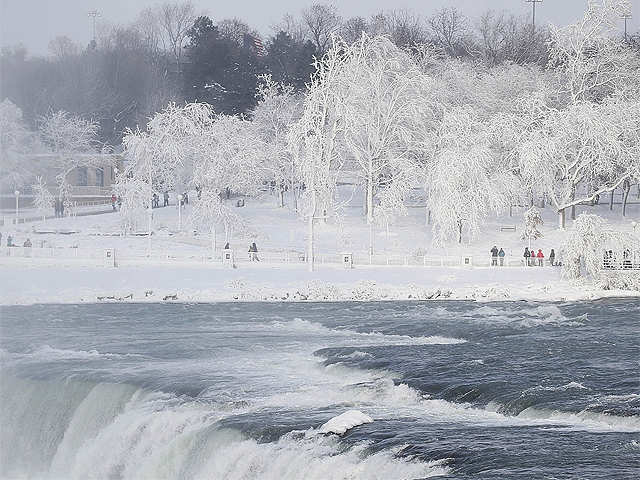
top-left (500, 225), bottom-right (517, 232)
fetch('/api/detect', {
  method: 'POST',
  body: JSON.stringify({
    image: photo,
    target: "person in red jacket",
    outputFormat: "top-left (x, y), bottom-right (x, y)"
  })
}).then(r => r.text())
top-left (537, 249), bottom-right (544, 266)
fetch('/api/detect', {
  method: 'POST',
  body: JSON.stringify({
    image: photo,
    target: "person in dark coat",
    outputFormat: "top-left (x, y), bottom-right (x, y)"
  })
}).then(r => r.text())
top-left (498, 248), bottom-right (505, 266)
top-left (249, 242), bottom-right (259, 261)
top-left (524, 247), bottom-right (531, 266)
top-left (490, 246), bottom-right (499, 266)
top-left (164, 191), bottom-right (169, 207)
top-left (7, 235), bottom-right (14, 247)
top-left (549, 249), bottom-right (556, 266)
top-left (23, 238), bottom-right (32, 247)
top-left (224, 242), bottom-right (230, 249)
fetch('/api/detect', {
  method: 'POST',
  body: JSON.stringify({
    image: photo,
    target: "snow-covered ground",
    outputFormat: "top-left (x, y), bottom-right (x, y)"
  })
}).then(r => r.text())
top-left (0, 188), bottom-right (638, 305)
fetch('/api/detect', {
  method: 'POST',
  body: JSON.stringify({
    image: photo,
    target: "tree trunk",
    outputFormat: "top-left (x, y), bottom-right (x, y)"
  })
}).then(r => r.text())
top-left (558, 209), bottom-right (566, 229)
top-left (622, 181), bottom-right (630, 217)
top-left (211, 225), bottom-right (216, 257)
top-left (278, 186), bottom-right (285, 208)
top-left (609, 188), bottom-right (615, 211)
top-left (307, 215), bottom-right (314, 272)
top-left (457, 221), bottom-right (463, 244)
top-left (366, 168), bottom-right (374, 258)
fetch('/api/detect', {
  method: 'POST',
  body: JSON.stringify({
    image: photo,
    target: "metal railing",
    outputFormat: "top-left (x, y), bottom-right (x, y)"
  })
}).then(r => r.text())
top-left (0, 246), bottom-right (551, 269)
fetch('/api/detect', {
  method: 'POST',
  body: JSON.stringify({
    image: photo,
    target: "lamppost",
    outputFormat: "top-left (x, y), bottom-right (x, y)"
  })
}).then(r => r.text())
top-left (622, 12), bottom-right (632, 42)
top-left (526, 0), bottom-right (543, 32)
top-left (14, 190), bottom-right (20, 224)
top-left (177, 194), bottom-right (183, 231)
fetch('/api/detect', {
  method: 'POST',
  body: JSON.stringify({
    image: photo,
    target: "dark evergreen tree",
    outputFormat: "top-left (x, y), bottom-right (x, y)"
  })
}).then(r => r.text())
top-left (183, 16), bottom-right (267, 115)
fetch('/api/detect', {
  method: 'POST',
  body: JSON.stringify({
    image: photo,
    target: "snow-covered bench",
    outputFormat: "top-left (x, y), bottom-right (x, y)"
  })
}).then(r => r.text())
top-left (499, 225), bottom-right (517, 232)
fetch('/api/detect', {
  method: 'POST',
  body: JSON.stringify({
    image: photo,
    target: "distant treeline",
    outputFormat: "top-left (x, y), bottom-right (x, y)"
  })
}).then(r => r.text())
top-left (1, 2), bottom-right (638, 145)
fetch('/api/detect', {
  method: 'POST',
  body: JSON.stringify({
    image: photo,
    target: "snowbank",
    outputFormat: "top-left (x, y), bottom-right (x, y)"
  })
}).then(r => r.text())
top-left (0, 261), bottom-right (637, 306)
top-left (318, 410), bottom-right (374, 435)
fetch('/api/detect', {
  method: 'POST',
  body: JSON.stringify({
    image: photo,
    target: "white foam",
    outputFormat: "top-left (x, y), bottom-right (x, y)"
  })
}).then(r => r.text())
top-left (271, 318), bottom-right (466, 345)
top-left (516, 406), bottom-right (640, 433)
top-left (529, 382), bottom-right (588, 392)
top-left (22, 345), bottom-right (140, 361)
top-left (318, 410), bottom-right (373, 435)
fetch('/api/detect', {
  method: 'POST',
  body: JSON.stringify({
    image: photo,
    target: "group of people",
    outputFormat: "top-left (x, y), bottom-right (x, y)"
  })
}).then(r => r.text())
top-left (1, 232), bottom-right (32, 248)
top-left (147, 191), bottom-right (173, 209)
top-left (110, 194), bottom-right (122, 211)
top-left (524, 247), bottom-right (556, 267)
top-left (53, 198), bottom-right (65, 217)
top-left (490, 246), bottom-right (557, 267)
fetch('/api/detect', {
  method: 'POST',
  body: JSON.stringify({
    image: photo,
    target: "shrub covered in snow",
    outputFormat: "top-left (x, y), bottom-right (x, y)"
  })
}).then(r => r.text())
top-left (562, 214), bottom-right (640, 290)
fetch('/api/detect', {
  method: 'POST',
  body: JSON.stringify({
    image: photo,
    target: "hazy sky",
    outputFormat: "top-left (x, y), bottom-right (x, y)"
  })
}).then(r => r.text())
top-left (1, 0), bottom-right (638, 56)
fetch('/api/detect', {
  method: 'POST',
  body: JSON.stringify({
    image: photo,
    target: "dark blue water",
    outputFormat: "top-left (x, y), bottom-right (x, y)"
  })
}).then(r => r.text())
top-left (1, 300), bottom-right (638, 479)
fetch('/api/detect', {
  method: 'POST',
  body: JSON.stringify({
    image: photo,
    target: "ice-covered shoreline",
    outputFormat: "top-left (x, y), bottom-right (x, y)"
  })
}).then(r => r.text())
top-left (1, 261), bottom-right (636, 306)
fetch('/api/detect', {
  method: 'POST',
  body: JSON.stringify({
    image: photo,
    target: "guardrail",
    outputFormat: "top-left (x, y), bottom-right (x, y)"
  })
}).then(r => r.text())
top-left (0, 246), bottom-right (548, 269)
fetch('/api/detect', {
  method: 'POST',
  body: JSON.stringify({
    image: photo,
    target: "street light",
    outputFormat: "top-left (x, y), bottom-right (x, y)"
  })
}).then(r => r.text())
top-left (622, 12), bottom-right (632, 42)
top-left (525, 0), bottom-right (543, 32)
top-left (177, 194), bottom-right (183, 231)
top-left (14, 190), bottom-right (20, 224)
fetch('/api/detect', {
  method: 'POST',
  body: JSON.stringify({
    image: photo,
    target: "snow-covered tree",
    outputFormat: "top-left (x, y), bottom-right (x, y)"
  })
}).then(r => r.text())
top-left (251, 75), bottom-right (302, 208)
top-left (519, 98), bottom-right (640, 228)
top-left (337, 34), bottom-right (424, 259)
top-left (426, 107), bottom-right (516, 244)
top-left (521, 206), bottom-right (544, 248)
top-left (549, 0), bottom-right (640, 103)
top-left (190, 114), bottom-right (265, 248)
top-left (289, 36), bottom-right (347, 271)
top-left (38, 110), bottom-right (106, 202)
top-left (563, 214), bottom-right (639, 288)
top-left (121, 102), bottom-right (215, 240)
top-left (0, 99), bottom-right (35, 191)
top-left (31, 176), bottom-right (54, 221)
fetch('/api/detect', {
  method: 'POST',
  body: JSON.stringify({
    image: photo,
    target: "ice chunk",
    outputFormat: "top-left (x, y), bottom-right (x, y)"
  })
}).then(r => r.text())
top-left (318, 410), bottom-right (373, 435)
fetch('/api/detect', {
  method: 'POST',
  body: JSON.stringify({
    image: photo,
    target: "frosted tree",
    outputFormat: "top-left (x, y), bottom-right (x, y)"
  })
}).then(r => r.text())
top-left (519, 98), bottom-right (640, 228)
top-left (549, 0), bottom-right (640, 103)
top-left (121, 102), bottom-right (216, 242)
top-left (289, 36), bottom-right (347, 271)
top-left (521, 206), bottom-right (544, 249)
top-left (563, 213), bottom-right (639, 288)
top-left (251, 75), bottom-right (302, 208)
top-left (337, 34), bottom-right (424, 260)
top-left (190, 114), bottom-right (265, 250)
top-left (31, 176), bottom-right (54, 222)
top-left (38, 110), bottom-right (106, 208)
top-left (113, 174), bottom-right (149, 233)
top-left (0, 99), bottom-right (34, 191)
top-left (426, 107), bottom-right (516, 244)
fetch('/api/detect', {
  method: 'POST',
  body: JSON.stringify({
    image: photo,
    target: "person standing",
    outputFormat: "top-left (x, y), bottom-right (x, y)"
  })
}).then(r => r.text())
top-left (111, 194), bottom-right (117, 211)
top-left (537, 249), bottom-right (544, 266)
top-left (524, 247), bottom-right (531, 266)
top-left (498, 248), bottom-right (505, 266)
top-left (7, 234), bottom-right (14, 247)
top-left (549, 249), bottom-right (556, 266)
top-left (164, 191), bottom-right (169, 207)
top-left (490, 246), bottom-right (499, 266)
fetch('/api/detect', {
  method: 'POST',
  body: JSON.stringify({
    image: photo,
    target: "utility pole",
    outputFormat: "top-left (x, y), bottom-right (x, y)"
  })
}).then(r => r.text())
top-left (526, 0), bottom-right (543, 33)
top-left (621, 12), bottom-right (632, 42)
top-left (87, 10), bottom-right (101, 45)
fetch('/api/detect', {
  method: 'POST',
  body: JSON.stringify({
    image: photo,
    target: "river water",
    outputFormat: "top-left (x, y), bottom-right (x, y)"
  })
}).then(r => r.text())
top-left (0, 300), bottom-right (638, 479)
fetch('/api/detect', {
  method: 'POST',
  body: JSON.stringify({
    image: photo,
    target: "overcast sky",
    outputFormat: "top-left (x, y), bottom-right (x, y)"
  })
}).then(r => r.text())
top-left (1, 0), bottom-right (638, 56)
